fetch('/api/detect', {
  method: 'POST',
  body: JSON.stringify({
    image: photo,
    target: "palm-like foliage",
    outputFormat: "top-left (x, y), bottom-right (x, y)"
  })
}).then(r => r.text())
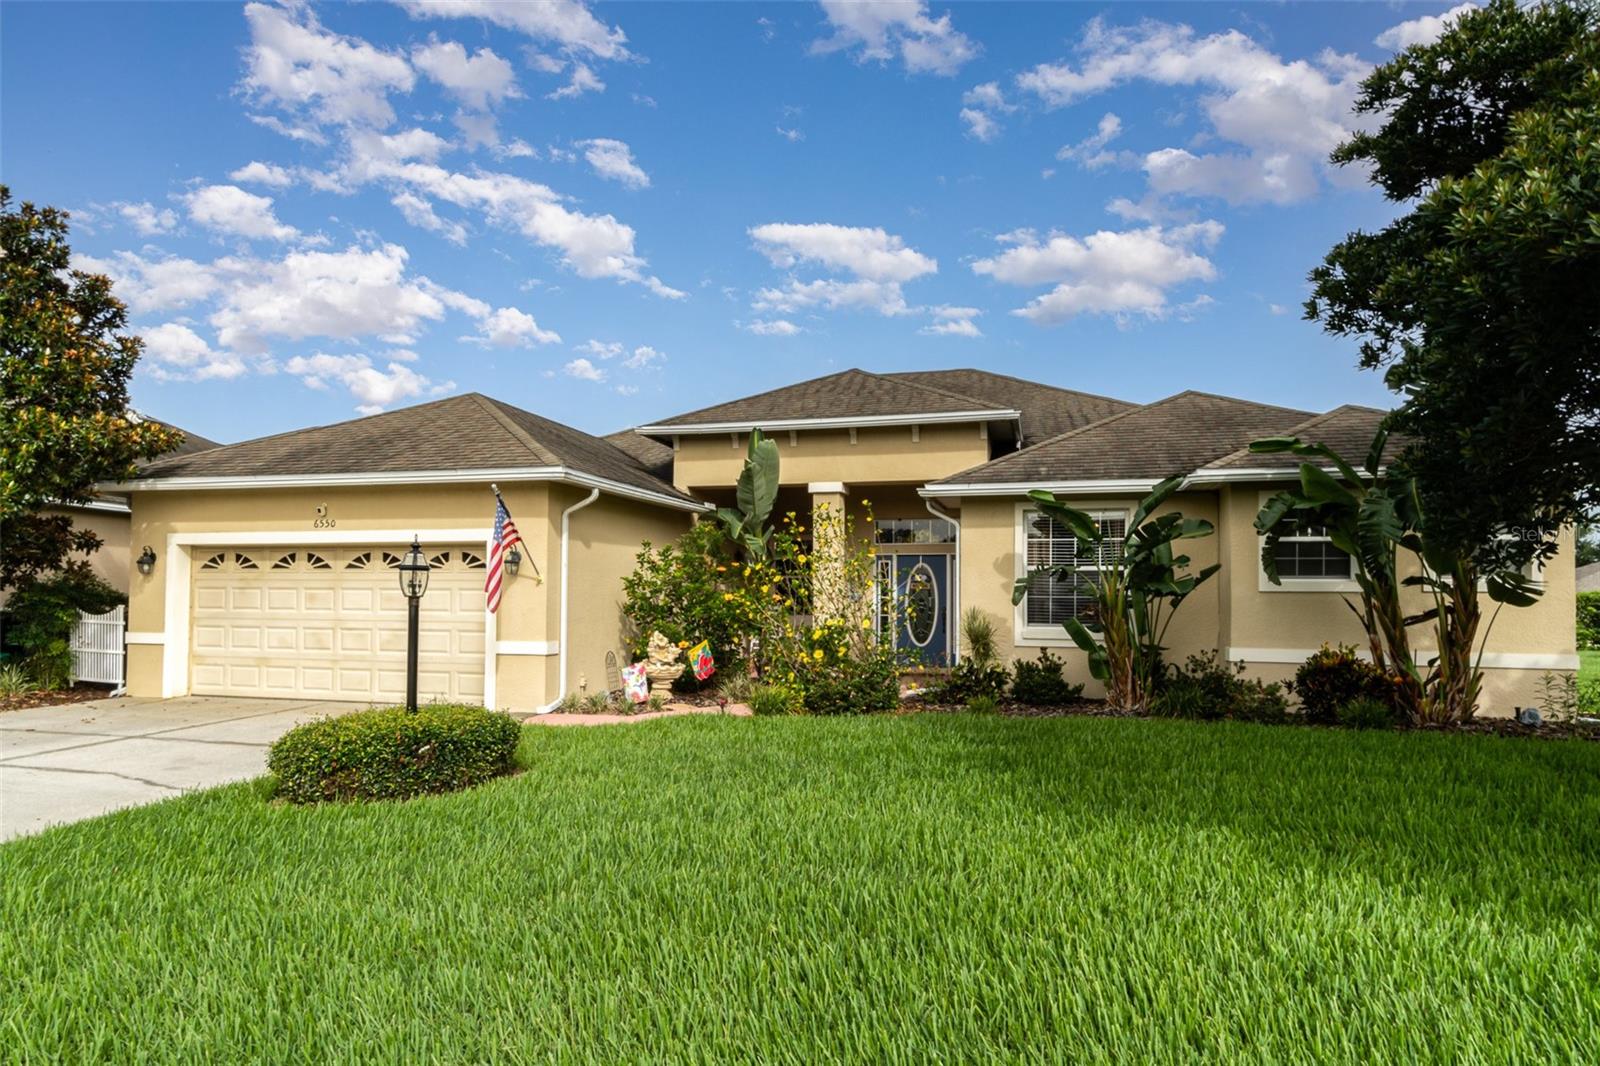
top-left (714, 428), bottom-right (780, 560)
top-left (1012, 475), bottom-right (1219, 711)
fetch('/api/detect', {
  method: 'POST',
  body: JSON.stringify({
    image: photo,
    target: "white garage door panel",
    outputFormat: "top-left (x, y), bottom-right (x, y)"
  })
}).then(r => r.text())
top-left (190, 545), bottom-right (487, 703)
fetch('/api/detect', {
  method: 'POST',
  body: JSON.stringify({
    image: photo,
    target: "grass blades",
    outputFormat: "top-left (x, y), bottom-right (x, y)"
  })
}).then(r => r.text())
top-left (3, 715), bottom-right (1599, 1063)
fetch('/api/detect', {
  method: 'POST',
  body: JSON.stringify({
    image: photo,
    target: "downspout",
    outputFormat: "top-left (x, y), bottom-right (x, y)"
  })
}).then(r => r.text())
top-left (538, 487), bottom-right (601, 713)
top-left (926, 497), bottom-right (961, 663)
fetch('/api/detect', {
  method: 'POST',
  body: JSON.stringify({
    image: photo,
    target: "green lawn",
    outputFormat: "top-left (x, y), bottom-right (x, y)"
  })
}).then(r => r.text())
top-left (1581, 648), bottom-right (1599, 682)
top-left (4, 716), bottom-right (1599, 1063)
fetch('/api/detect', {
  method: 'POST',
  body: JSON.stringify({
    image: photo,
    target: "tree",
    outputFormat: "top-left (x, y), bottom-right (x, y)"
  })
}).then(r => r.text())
top-left (1307, 0), bottom-right (1600, 572)
top-left (0, 186), bottom-right (180, 590)
top-left (1013, 476), bottom-right (1218, 711)
top-left (713, 428), bottom-right (780, 561)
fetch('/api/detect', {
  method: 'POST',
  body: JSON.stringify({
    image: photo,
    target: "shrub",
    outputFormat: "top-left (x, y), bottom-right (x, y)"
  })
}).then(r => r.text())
top-left (1010, 649), bottom-right (1084, 706)
top-left (966, 694), bottom-right (999, 715)
top-left (1152, 651), bottom-right (1288, 724)
top-left (961, 608), bottom-right (998, 667)
top-left (268, 703), bottom-right (521, 804)
top-left (621, 522), bottom-right (756, 686)
top-left (1292, 644), bottom-right (1392, 725)
top-left (0, 663), bottom-right (33, 698)
top-left (4, 567), bottom-right (123, 690)
top-left (748, 684), bottom-right (802, 716)
top-left (928, 659), bottom-right (1009, 704)
top-left (798, 645), bottom-right (901, 716)
top-left (1337, 697), bottom-right (1397, 730)
top-left (1578, 592), bottom-right (1599, 651)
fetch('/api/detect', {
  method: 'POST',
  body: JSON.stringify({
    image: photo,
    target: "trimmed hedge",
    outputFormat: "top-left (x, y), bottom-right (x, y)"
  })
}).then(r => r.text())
top-left (268, 703), bottom-right (521, 804)
top-left (1578, 591), bottom-right (1599, 651)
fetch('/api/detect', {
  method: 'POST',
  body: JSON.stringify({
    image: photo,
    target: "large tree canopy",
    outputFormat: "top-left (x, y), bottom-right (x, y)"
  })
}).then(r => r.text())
top-left (0, 186), bottom-right (180, 589)
top-left (1308, 0), bottom-right (1599, 568)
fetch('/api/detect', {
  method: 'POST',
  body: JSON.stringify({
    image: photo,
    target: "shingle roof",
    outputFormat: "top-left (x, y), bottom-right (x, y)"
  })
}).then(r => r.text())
top-left (1200, 405), bottom-right (1396, 471)
top-left (603, 429), bottom-right (673, 483)
top-left (641, 368), bottom-right (1014, 430)
top-left (884, 368), bottom-right (1135, 445)
top-left (133, 393), bottom-right (695, 502)
top-left (931, 391), bottom-right (1315, 486)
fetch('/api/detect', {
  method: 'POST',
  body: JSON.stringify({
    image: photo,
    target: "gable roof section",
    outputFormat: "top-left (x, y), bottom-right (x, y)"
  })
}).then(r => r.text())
top-left (1196, 405), bottom-right (1396, 474)
top-left (604, 428), bottom-right (673, 482)
top-left (637, 368), bottom-right (1017, 434)
top-left (884, 369), bottom-right (1135, 445)
top-left (927, 391), bottom-right (1315, 490)
top-left (121, 393), bottom-right (700, 507)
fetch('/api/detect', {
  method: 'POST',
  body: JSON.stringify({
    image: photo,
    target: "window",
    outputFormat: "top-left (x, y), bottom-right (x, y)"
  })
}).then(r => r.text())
top-left (272, 553), bottom-right (296, 570)
top-left (1022, 509), bottom-right (1126, 628)
top-left (1271, 520), bottom-right (1352, 580)
top-left (874, 518), bottom-right (956, 545)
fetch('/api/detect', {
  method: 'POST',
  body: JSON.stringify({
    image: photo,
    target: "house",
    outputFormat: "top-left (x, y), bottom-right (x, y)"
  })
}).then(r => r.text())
top-left (108, 369), bottom-right (1579, 714)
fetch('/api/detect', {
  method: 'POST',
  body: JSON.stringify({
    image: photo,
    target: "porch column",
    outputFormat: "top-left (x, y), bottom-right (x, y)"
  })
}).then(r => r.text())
top-left (808, 482), bottom-right (850, 622)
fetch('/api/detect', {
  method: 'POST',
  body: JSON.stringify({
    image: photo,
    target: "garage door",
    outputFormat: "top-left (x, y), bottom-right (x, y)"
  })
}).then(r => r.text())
top-left (190, 545), bottom-right (487, 703)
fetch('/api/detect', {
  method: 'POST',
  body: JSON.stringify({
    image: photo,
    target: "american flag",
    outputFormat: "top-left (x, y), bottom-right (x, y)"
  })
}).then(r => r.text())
top-left (486, 495), bottom-right (522, 614)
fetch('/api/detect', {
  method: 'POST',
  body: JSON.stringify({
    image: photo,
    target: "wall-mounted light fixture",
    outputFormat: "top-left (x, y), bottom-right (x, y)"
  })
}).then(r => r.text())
top-left (505, 544), bottom-right (522, 578)
top-left (136, 546), bottom-right (157, 576)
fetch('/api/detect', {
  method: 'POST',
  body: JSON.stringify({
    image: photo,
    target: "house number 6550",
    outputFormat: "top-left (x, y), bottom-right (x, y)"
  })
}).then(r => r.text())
top-left (314, 504), bottom-right (336, 529)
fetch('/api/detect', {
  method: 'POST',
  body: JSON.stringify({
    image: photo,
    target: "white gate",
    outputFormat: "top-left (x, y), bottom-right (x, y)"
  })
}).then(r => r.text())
top-left (71, 605), bottom-right (126, 690)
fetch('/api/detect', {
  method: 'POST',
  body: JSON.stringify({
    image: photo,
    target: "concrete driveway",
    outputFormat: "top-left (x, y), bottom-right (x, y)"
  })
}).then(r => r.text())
top-left (0, 696), bottom-right (366, 842)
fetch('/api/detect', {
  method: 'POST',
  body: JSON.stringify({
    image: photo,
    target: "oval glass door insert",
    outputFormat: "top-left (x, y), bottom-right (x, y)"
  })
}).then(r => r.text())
top-left (905, 562), bottom-right (938, 648)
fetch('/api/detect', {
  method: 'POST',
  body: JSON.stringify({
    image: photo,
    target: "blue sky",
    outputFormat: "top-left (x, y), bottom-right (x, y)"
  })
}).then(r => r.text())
top-left (1, 1), bottom-right (1476, 443)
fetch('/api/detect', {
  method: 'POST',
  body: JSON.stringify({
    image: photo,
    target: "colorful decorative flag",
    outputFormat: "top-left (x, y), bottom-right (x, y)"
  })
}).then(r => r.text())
top-left (689, 640), bottom-right (715, 682)
top-left (485, 492), bottom-right (522, 614)
top-left (622, 661), bottom-right (650, 704)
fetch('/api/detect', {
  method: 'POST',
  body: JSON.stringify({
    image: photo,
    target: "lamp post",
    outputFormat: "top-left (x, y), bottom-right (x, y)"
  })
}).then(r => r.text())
top-left (397, 537), bottom-right (432, 713)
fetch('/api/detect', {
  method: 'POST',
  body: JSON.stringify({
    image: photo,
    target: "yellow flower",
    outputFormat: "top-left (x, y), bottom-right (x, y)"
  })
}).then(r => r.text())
top-left (677, 640), bottom-right (690, 648)
top-left (796, 554), bottom-right (808, 564)
top-left (812, 649), bottom-right (824, 661)
top-left (861, 618), bottom-right (872, 629)
top-left (716, 565), bottom-right (727, 572)
top-left (722, 593), bottom-right (735, 601)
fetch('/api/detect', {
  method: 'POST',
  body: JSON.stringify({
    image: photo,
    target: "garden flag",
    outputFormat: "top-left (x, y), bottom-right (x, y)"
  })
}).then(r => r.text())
top-left (622, 660), bottom-right (650, 704)
top-left (689, 640), bottom-right (715, 682)
top-left (485, 489), bottom-right (523, 614)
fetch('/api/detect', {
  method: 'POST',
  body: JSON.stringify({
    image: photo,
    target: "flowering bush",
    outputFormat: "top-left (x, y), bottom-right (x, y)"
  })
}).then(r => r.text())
top-left (621, 522), bottom-right (762, 683)
top-left (1291, 644), bottom-right (1394, 725)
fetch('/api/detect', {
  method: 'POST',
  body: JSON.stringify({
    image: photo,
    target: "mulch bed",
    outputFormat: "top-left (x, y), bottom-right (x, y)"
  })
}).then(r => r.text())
top-left (0, 684), bottom-right (116, 714)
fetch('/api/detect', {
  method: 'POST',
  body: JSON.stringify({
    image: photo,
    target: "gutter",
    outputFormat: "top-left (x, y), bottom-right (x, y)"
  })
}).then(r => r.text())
top-left (919, 478), bottom-right (1165, 497)
top-left (537, 488), bottom-right (602, 714)
top-left (97, 466), bottom-right (711, 514)
top-left (636, 409), bottom-right (1022, 436)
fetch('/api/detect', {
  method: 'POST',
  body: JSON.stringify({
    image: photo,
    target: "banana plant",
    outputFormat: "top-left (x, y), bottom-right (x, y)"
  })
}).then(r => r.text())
top-left (1011, 474), bottom-right (1219, 711)
top-left (1252, 428), bottom-right (1542, 723)
top-left (714, 427), bottom-right (780, 561)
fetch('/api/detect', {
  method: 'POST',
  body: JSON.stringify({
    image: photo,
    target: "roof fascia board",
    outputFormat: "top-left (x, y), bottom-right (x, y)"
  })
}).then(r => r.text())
top-left (919, 479), bottom-right (1165, 497)
top-left (1185, 465), bottom-right (1383, 484)
top-left (98, 467), bottom-right (710, 513)
top-left (636, 409), bottom-right (1021, 435)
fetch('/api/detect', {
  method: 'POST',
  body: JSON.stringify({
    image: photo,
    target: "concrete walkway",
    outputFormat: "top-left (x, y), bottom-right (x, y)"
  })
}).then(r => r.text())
top-left (0, 696), bottom-right (365, 842)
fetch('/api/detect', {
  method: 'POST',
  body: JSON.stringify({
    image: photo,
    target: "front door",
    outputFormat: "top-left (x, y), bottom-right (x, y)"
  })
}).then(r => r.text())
top-left (880, 553), bottom-right (950, 665)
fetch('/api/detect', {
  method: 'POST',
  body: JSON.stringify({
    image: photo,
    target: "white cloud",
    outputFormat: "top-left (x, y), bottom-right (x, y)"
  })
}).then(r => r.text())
top-left (972, 221), bottom-right (1223, 324)
top-left (574, 339), bottom-right (623, 359)
top-left (396, 0), bottom-right (631, 61)
top-left (749, 222), bottom-right (936, 282)
top-left (1056, 112), bottom-right (1123, 168)
top-left (528, 52), bottom-right (568, 74)
top-left (76, 252), bottom-right (220, 314)
top-left (114, 201), bottom-right (177, 236)
top-left (919, 305), bottom-right (982, 337)
top-left (1015, 17), bottom-right (1368, 205)
top-left (745, 318), bottom-right (802, 336)
top-left (754, 278), bottom-right (912, 317)
top-left (229, 161), bottom-right (296, 188)
top-left (776, 126), bottom-right (805, 142)
top-left (209, 243), bottom-right (448, 351)
top-left (241, 2), bottom-right (414, 129)
top-left (185, 185), bottom-right (300, 242)
top-left (390, 191), bottom-right (468, 244)
top-left (140, 323), bottom-right (248, 380)
top-left (411, 39), bottom-right (520, 110)
top-left (362, 160), bottom-right (681, 294)
top-left (1142, 147), bottom-right (1318, 206)
top-left (467, 306), bottom-right (561, 347)
top-left (1375, 3), bottom-right (1477, 50)
top-left (547, 62), bottom-right (605, 99)
top-left (622, 344), bottom-right (665, 369)
top-left (286, 351), bottom-right (449, 413)
top-left (579, 138), bottom-right (649, 188)
top-left (814, 0), bottom-right (977, 76)
top-left (346, 127), bottom-right (451, 176)
top-left (959, 81), bottom-right (1014, 141)
top-left (613, 383), bottom-right (638, 396)
top-left (563, 356), bottom-right (606, 381)
top-left (246, 113), bottom-right (329, 146)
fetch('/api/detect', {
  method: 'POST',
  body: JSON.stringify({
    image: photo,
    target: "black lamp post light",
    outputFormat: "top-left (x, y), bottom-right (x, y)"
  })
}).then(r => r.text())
top-left (397, 536), bottom-right (432, 713)
top-left (136, 545), bottom-right (157, 576)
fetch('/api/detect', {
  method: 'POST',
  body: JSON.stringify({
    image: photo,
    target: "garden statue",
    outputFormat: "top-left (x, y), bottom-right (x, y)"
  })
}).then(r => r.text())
top-left (644, 630), bottom-right (684, 699)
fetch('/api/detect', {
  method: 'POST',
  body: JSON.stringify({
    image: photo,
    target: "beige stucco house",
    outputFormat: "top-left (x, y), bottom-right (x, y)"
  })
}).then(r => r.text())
top-left (107, 369), bottom-right (1579, 714)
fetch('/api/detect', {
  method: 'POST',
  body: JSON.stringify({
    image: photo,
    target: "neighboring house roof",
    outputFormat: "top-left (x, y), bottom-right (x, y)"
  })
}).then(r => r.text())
top-left (1578, 562), bottom-right (1600, 593)
top-left (883, 368), bottom-right (1136, 446)
top-left (603, 428), bottom-right (673, 482)
top-left (1198, 405), bottom-right (1396, 473)
top-left (119, 393), bottom-right (701, 508)
top-left (166, 425), bottom-right (223, 457)
top-left (928, 391), bottom-right (1314, 490)
top-left (637, 368), bottom-right (1019, 434)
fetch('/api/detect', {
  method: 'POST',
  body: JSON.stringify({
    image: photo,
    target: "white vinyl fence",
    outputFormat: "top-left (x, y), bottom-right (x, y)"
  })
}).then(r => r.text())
top-left (71, 605), bottom-right (126, 690)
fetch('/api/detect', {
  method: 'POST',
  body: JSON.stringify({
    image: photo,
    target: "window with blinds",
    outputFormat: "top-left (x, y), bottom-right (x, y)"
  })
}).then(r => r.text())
top-left (1023, 510), bottom-right (1127, 627)
top-left (1272, 519), bottom-right (1353, 579)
